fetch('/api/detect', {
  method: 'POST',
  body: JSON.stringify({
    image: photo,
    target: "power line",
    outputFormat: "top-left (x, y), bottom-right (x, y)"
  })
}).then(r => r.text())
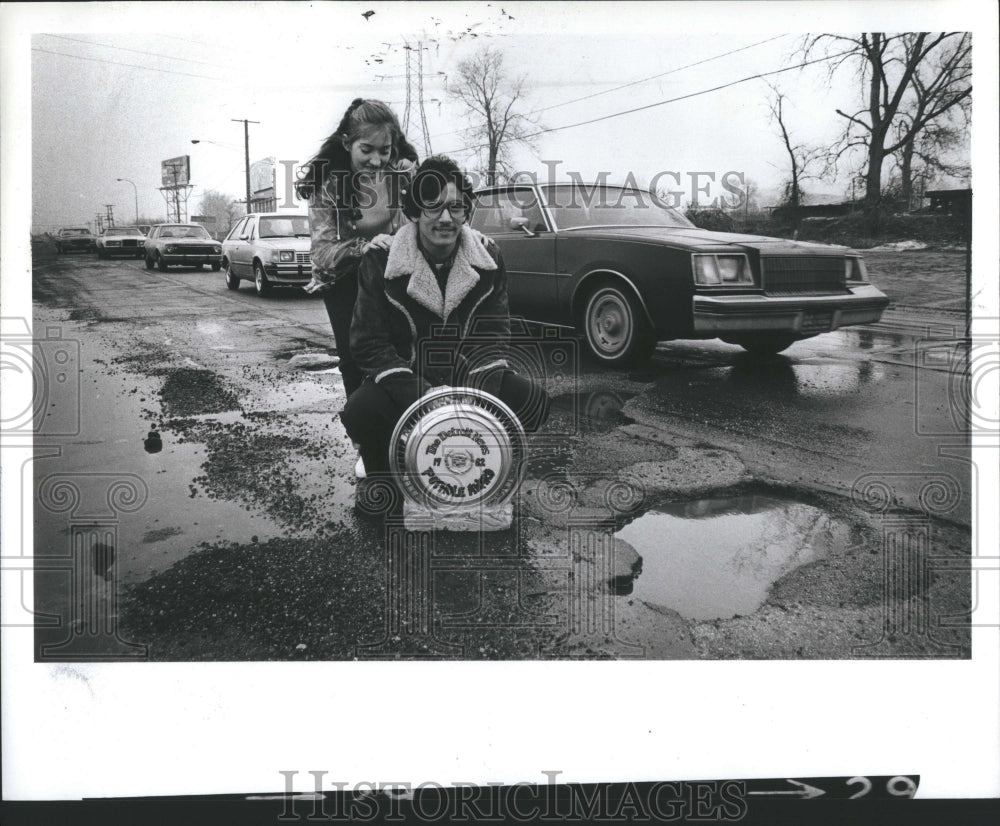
top-left (38, 34), bottom-right (239, 71)
top-left (528, 34), bottom-right (790, 116)
top-left (31, 46), bottom-right (229, 82)
top-left (439, 47), bottom-right (855, 156)
top-left (427, 34), bottom-right (790, 144)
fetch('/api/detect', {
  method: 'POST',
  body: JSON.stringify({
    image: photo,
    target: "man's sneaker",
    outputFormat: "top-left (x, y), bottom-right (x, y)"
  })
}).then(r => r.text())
top-left (355, 455), bottom-right (367, 479)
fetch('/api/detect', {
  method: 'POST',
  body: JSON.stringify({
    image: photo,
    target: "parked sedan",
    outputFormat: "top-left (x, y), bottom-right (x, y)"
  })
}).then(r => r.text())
top-left (55, 227), bottom-right (97, 254)
top-left (96, 226), bottom-right (147, 259)
top-left (221, 213), bottom-right (311, 295)
top-left (470, 183), bottom-right (890, 365)
top-left (144, 223), bottom-right (222, 271)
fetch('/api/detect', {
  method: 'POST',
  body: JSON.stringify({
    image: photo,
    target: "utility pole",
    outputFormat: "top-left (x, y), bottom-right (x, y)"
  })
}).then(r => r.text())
top-left (232, 118), bottom-right (259, 215)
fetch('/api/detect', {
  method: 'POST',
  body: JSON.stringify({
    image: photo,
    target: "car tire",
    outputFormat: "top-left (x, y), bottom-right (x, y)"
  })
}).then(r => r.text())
top-left (728, 333), bottom-right (801, 356)
top-left (157, 253), bottom-right (169, 272)
top-left (582, 283), bottom-right (655, 367)
top-left (224, 261), bottom-right (239, 291)
top-left (144, 253), bottom-right (155, 270)
top-left (253, 261), bottom-right (271, 296)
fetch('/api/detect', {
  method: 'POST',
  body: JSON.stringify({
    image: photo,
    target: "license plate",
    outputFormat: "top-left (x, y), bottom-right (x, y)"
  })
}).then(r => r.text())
top-left (801, 311), bottom-right (833, 333)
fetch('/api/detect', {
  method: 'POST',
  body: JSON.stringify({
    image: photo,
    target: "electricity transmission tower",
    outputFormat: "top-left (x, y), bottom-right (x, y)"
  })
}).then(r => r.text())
top-left (402, 41), bottom-right (433, 158)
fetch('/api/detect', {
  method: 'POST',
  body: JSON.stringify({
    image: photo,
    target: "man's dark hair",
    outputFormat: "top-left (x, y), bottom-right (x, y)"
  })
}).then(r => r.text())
top-left (402, 155), bottom-right (475, 219)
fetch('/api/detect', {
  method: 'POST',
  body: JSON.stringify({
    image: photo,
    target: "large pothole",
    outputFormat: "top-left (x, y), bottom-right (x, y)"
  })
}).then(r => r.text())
top-left (613, 492), bottom-right (856, 620)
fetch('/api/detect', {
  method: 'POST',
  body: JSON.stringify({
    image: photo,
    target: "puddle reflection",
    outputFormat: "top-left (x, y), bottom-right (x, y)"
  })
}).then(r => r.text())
top-left (614, 493), bottom-right (853, 620)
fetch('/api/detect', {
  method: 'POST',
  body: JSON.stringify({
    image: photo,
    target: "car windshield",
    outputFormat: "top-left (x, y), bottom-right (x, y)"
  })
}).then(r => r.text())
top-left (159, 225), bottom-right (211, 239)
top-left (258, 216), bottom-right (310, 238)
top-left (105, 227), bottom-right (140, 236)
top-left (61, 229), bottom-right (90, 236)
top-left (541, 185), bottom-right (695, 231)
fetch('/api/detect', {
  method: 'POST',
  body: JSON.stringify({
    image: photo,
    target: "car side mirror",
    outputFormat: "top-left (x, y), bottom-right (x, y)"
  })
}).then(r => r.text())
top-left (508, 216), bottom-right (536, 237)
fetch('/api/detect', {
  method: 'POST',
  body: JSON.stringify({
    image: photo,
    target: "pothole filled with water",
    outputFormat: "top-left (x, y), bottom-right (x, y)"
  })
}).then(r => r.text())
top-left (613, 492), bottom-right (855, 620)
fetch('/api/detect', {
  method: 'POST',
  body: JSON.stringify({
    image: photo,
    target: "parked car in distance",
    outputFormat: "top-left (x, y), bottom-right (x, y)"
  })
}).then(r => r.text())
top-left (96, 226), bottom-right (147, 259)
top-left (55, 227), bottom-right (97, 254)
top-left (144, 223), bottom-right (222, 271)
top-left (221, 213), bottom-right (311, 295)
top-left (470, 182), bottom-right (890, 365)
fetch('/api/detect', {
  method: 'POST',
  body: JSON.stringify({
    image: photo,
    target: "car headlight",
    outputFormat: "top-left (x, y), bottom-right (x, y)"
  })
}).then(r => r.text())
top-left (165, 244), bottom-right (178, 253)
top-left (845, 257), bottom-right (868, 282)
top-left (692, 253), bottom-right (753, 286)
top-left (213, 245), bottom-right (222, 254)
top-left (271, 250), bottom-right (294, 263)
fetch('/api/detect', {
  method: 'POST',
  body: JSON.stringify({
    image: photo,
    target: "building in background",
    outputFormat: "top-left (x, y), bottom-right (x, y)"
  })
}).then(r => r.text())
top-left (250, 157), bottom-right (276, 213)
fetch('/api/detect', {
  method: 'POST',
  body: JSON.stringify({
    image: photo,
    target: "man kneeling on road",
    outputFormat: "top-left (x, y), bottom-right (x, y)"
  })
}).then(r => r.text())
top-left (341, 155), bottom-right (550, 515)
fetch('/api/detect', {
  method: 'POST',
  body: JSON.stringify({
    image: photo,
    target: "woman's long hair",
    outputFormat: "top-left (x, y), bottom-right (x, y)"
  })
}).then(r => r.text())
top-left (295, 98), bottom-right (419, 206)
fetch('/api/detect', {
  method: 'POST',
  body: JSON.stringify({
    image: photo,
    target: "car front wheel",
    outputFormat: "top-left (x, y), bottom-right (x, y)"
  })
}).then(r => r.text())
top-left (582, 283), bottom-right (655, 367)
top-left (726, 333), bottom-right (801, 356)
top-left (156, 253), bottom-right (168, 271)
top-left (224, 260), bottom-right (239, 291)
top-left (144, 253), bottom-right (154, 270)
top-left (253, 261), bottom-right (270, 296)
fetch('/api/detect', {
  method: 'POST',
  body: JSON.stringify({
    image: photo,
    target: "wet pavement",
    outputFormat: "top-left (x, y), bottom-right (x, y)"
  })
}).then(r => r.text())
top-left (27, 245), bottom-right (973, 660)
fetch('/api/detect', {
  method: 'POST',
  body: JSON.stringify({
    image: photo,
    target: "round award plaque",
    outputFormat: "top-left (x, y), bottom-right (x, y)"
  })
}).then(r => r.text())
top-left (389, 386), bottom-right (527, 516)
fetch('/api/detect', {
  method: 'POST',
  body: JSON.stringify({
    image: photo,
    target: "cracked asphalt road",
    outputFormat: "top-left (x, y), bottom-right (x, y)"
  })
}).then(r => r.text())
top-left (29, 241), bottom-right (972, 660)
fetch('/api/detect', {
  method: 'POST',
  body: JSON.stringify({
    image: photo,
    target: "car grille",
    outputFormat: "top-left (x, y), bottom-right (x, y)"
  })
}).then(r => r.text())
top-left (173, 244), bottom-right (216, 254)
top-left (761, 256), bottom-right (847, 295)
top-left (121, 239), bottom-right (139, 248)
top-left (296, 252), bottom-right (311, 264)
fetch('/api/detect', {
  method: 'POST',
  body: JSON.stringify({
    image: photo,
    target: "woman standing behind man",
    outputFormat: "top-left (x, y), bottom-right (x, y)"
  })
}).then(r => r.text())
top-left (296, 99), bottom-right (419, 477)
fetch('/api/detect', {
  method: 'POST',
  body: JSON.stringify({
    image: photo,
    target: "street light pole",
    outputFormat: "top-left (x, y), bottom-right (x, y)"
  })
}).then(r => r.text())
top-left (117, 177), bottom-right (138, 225)
top-left (232, 118), bottom-right (259, 215)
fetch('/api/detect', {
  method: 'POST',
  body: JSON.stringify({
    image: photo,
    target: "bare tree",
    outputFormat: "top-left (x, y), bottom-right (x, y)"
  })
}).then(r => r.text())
top-left (804, 33), bottom-right (972, 233)
top-left (446, 47), bottom-right (538, 185)
top-left (767, 83), bottom-right (826, 211)
top-left (197, 190), bottom-right (245, 238)
top-left (892, 33), bottom-right (971, 207)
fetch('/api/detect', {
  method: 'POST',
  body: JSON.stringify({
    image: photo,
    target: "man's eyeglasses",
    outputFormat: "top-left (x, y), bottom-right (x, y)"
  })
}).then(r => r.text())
top-left (422, 201), bottom-right (470, 221)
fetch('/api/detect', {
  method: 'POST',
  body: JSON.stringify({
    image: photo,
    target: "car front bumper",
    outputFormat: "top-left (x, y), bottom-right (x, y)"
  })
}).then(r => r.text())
top-left (161, 253), bottom-right (223, 266)
top-left (692, 285), bottom-right (890, 335)
top-left (101, 244), bottom-right (144, 255)
top-left (263, 263), bottom-right (312, 284)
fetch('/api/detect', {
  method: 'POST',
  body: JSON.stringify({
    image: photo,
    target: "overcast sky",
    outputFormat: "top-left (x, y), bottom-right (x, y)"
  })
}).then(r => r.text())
top-left (3, 0), bottom-right (1000, 801)
top-left (17, 1), bottom-right (982, 231)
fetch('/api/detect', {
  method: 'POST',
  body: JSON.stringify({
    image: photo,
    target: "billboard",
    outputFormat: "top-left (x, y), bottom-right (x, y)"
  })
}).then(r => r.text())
top-left (161, 155), bottom-right (191, 187)
top-left (250, 157), bottom-right (275, 194)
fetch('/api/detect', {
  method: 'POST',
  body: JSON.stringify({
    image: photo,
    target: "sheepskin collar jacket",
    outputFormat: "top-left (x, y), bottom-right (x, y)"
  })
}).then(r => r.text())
top-left (350, 223), bottom-right (511, 386)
